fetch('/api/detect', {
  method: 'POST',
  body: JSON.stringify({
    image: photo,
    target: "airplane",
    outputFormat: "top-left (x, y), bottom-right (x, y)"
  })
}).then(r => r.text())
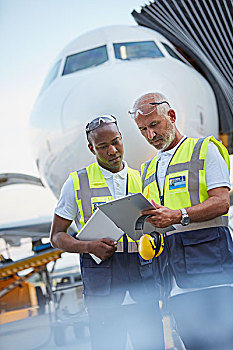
top-left (29, 24), bottom-right (223, 198)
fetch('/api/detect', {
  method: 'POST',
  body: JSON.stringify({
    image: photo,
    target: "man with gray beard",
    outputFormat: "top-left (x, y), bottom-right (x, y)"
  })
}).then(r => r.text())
top-left (129, 92), bottom-right (233, 350)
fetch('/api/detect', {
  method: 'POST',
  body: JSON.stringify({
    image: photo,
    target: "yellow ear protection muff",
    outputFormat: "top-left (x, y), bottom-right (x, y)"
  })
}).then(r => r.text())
top-left (135, 215), bottom-right (164, 260)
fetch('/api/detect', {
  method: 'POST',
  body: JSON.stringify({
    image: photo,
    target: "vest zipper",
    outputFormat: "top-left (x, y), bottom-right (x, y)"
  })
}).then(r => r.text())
top-left (155, 161), bottom-right (163, 205)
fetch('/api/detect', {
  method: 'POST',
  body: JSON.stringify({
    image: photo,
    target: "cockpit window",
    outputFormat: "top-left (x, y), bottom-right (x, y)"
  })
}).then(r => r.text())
top-left (161, 43), bottom-right (185, 63)
top-left (113, 41), bottom-right (164, 60)
top-left (62, 45), bottom-right (108, 75)
top-left (39, 59), bottom-right (61, 95)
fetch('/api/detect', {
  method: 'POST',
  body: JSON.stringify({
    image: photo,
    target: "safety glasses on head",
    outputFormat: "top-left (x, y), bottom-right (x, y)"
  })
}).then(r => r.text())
top-left (128, 101), bottom-right (171, 119)
top-left (85, 115), bottom-right (117, 135)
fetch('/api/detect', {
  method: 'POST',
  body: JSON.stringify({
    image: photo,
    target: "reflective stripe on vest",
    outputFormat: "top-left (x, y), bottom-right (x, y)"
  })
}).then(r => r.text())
top-left (71, 163), bottom-right (141, 249)
top-left (141, 137), bottom-right (230, 230)
top-left (168, 138), bottom-right (205, 206)
top-left (76, 168), bottom-right (111, 223)
top-left (117, 241), bottom-right (138, 252)
top-left (141, 158), bottom-right (155, 192)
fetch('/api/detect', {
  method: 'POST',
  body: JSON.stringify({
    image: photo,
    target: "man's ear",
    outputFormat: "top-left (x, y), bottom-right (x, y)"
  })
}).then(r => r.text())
top-left (88, 143), bottom-right (96, 155)
top-left (168, 109), bottom-right (176, 123)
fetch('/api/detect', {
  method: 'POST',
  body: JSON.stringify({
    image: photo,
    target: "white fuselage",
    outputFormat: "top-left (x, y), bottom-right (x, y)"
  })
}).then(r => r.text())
top-left (30, 25), bottom-right (218, 198)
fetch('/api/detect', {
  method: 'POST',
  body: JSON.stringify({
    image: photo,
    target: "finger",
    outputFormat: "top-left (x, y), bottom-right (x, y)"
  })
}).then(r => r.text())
top-left (146, 216), bottom-right (157, 224)
top-left (108, 243), bottom-right (117, 250)
top-left (102, 238), bottom-right (118, 245)
top-left (146, 217), bottom-right (161, 227)
top-left (141, 208), bottom-right (158, 215)
top-left (151, 199), bottom-right (161, 208)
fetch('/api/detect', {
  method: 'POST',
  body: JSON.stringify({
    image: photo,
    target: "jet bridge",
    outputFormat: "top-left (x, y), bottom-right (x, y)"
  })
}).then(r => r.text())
top-left (132, 0), bottom-right (233, 153)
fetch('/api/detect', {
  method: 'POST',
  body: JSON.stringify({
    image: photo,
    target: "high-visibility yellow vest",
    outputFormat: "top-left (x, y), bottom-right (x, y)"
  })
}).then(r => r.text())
top-left (141, 136), bottom-right (230, 232)
top-left (71, 162), bottom-right (141, 244)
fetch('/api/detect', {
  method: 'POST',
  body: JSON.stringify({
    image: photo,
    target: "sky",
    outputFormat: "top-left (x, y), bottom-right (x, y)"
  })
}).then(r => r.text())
top-left (0, 0), bottom-right (144, 225)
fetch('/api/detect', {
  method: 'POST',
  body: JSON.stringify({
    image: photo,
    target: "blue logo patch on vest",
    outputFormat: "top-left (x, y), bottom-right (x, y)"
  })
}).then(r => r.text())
top-left (169, 176), bottom-right (186, 190)
top-left (92, 202), bottom-right (106, 213)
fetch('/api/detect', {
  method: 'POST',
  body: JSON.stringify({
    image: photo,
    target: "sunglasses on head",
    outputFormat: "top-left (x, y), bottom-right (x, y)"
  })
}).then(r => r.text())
top-left (86, 115), bottom-right (117, 135)
top-left (128, 101), bottom-right (171, 119)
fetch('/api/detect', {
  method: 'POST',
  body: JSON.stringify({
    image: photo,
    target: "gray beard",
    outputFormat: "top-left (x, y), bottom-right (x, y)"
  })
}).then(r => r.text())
top-left (159, 122), bottom-right (176, 151)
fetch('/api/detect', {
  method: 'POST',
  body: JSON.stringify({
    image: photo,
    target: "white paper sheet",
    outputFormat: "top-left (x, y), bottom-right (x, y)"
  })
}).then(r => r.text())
top-left (76, 208), bottom-right (124, 263)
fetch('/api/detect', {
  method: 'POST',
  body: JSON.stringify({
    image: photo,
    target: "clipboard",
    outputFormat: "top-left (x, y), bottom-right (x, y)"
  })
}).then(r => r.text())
top-left (98, 193), bottom-right (175, 241)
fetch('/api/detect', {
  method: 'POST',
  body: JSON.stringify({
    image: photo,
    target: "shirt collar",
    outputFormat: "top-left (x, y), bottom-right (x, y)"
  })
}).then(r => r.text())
top-left (157, 136), bottom-right (186, 161)
top-left (98, 160), bottom-right (128, 179)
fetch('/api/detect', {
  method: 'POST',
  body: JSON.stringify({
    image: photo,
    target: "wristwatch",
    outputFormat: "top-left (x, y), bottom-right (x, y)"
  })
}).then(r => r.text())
top-left (180, 208), bottom-right (190, 226)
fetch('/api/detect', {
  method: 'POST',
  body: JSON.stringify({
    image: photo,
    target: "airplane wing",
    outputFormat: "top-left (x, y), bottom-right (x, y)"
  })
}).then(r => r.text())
top-left (0, 217), bottom-right (77, 246)
top-left (0, 173), bottom-right (54, 245)
top-left (0, 217), bottom-right (52, 246)
top-left (0, 173), bottom-right (43, 187)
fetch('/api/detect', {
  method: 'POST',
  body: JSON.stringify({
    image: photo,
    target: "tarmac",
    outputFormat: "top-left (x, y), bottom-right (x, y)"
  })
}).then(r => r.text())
top-left (0, 313), bottom-right (91, 350)
top-left (0, 311), bottom-right (186, 350)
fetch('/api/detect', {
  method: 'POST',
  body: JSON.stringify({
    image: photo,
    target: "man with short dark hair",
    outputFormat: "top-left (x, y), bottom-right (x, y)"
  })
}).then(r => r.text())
top-left (130, 92), bottom-right (233, 350)
top-left (50, 115), bottom-right (165, 350)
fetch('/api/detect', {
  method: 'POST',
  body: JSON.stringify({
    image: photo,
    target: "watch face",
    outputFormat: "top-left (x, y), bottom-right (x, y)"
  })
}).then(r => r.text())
top-left (181, 215), bottom-right (190, 226)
